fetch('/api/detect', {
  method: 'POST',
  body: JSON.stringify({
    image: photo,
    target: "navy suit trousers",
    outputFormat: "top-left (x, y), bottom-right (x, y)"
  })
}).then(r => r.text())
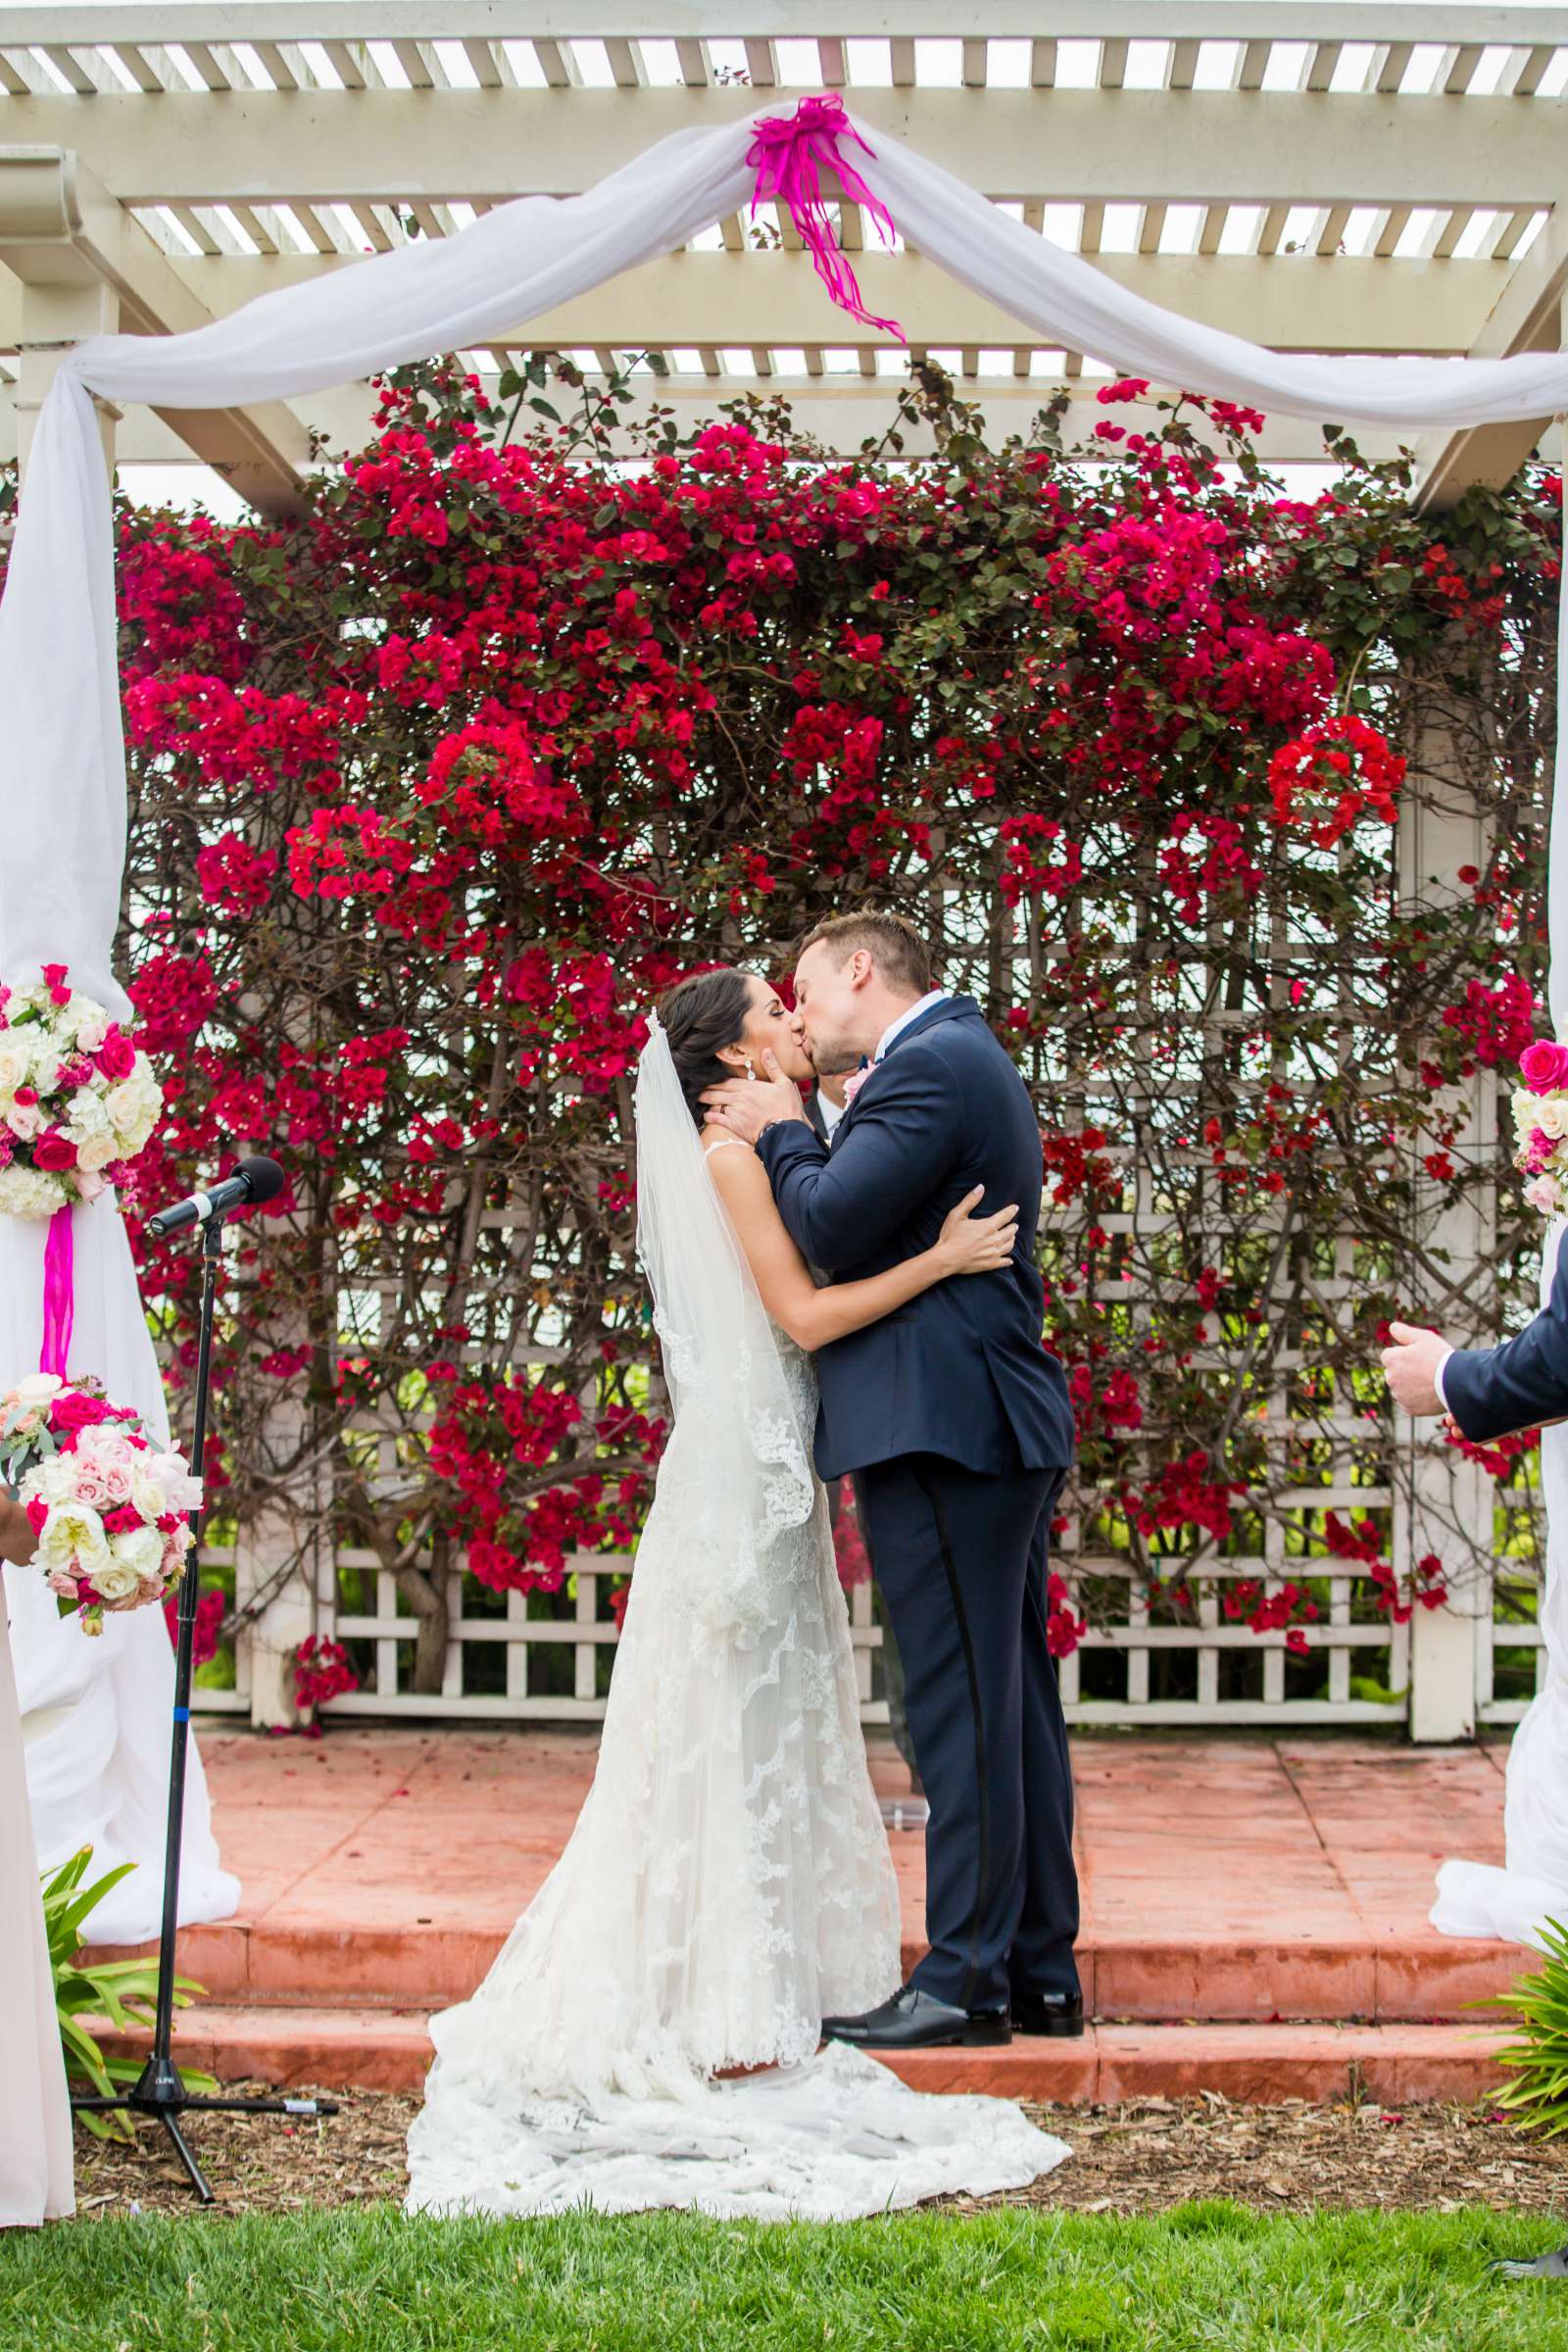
top-left (857, 1446), bottom-right (1080, 2013)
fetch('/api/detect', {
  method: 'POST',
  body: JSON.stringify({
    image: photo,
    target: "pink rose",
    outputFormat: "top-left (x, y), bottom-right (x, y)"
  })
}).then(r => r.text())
top-left (46, 1569), bottom-right (79, 1599)
top-left (68, 1461), bottom-right (114, 1509)
top-left (31, 1128), bottom-right (78, 1172)
top-left (841, 1065), bottom-right (873, 1107)
top-left (96, 1031), bottom-right (136, 1082)
top-left (6, 1102), bottom-right (42, 1141)
top-left (49, 1390), bottom-right (117, 1435)
top-left (1520, 1038), bottom-right (1568, 1093)
top-left (96, 1458), bottom-right (134, 1506)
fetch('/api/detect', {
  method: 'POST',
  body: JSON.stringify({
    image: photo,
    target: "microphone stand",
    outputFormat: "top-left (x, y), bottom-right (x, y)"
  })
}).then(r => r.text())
top-left (70, 1206), bottom-right (339, 2201)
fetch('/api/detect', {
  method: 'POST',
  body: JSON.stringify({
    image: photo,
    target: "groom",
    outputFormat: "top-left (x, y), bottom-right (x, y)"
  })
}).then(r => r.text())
top-left (705, 910), bottom-right (1081, 2048)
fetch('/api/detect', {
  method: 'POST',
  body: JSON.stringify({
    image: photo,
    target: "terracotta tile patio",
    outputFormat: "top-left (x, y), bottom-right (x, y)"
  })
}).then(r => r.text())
top-left (96, 1728), bottom-right (1525, 2103)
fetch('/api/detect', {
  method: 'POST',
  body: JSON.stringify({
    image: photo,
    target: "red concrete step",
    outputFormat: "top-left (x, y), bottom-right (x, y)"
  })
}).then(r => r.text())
top-left (97, 2007), bottom-right (1512, 2107)
top-left (91, 1919), bottom-right (1518, 2027)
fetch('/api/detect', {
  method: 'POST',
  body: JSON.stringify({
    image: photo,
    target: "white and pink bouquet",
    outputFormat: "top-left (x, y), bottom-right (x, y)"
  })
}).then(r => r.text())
top-left (0, 964), bottom-right (163, 1218)
top-left (1511, 1038), bottom-right (1568, 1218)
top-left (0, 1374), bottom-right (202, 1637)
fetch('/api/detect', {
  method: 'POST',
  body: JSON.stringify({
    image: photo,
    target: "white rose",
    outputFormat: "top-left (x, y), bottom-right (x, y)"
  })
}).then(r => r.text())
top-left (1537, 1100), bottom-right (1568, 1141)
top-left (73, 1131), bottom-right (118, 1174)
top-left (73, 1007), bottom-right (110, 1054)
top-left (0, 1041), bottom-right (28, 1094)
top-left (130, 1469), bottom-right (173, 1523)
top-left (37, 1502), bottom-right (110, 1579)
top-left (108, 1524), bottom-right (164, 1582)
top-left (6, 1101), bottom-right (43, 1141)
top-left (105, 1076), bottom-right (160, 1149)
top-left (14, 1372), bottom-right (63, 1406)
top-left (90, 1558), bottom-right (145, 1604)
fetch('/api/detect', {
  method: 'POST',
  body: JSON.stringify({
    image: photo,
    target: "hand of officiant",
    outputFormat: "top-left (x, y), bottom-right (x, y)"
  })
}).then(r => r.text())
top-left (1380, 1321), bottom-right (1449, 1419)
top-left (703, 1051), bottom-right (810, 1145)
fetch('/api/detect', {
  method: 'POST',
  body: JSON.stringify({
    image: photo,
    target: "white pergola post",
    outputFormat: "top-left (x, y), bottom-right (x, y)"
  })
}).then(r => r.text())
top-left (1396, 673), bottom-right (1497, 1743)
top-left (15, 280), bottom-right (118, 479)
top-left (233, 1372), bottom-right (323, 1731)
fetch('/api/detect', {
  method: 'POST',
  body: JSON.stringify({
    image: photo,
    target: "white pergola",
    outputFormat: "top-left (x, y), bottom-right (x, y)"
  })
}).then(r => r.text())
top-left (0, 3), bottom-right (1563, 508)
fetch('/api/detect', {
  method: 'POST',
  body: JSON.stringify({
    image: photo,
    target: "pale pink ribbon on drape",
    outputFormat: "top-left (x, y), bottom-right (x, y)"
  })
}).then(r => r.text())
top-left (745, 95), bottom-right (906, 339)
top-left (40, 1201), bottom-right (74, 1377)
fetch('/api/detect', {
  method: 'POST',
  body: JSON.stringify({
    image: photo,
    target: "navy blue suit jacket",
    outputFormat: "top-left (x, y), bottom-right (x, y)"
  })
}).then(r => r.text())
top-left (1443, 1243), bottom-right (1568, 1444)
top-left (757, 995), bottom-right (1075, 1482)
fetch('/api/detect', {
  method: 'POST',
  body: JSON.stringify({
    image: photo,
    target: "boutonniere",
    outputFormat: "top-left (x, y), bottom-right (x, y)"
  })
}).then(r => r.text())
top-left (840, 1064), bottom-right (872, 1109)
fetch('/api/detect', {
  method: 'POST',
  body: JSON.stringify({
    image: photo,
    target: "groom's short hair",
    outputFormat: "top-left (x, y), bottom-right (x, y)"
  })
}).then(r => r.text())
top-left (796, 909), bottom-right (933, 996)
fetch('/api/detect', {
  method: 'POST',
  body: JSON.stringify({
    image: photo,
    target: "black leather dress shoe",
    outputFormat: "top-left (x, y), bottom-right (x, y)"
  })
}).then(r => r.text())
top-left (820, 1984), bottom-right (1011, 2050)
top-left (1011, 1989), bottom-right (1085, 2038)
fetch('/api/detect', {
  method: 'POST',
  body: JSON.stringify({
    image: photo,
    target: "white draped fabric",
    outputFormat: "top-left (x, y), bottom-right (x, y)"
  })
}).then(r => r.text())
top-left (0, 1198), bottom-right (238, 1944)
top-left (0, 101), bottom-right (1562, 1966)
top-left (0, 1600), bottom-right (74, 2229)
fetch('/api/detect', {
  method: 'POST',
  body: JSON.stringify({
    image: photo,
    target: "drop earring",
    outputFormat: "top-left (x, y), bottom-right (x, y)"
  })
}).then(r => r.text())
top-left (744, 1057), bottom-right (757, 1080)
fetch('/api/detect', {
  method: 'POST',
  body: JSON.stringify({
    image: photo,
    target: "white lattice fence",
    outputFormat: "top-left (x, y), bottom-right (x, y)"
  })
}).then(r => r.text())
top-left (193, 1542), bottom-right (1420, 1729)
top-left (1053, 1565), bottom-right (1410, 1729)
top-left (191, 1553), bottom-right (888, 1726)
top-left (1479, 1565), bottom-right (1548, 1729)
top-left (187, 1527), bottom-right (1544, 1734)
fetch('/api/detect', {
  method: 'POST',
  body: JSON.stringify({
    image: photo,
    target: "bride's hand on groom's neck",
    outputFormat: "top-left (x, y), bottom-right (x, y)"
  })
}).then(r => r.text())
top-left (703, 1051), bottom-right (808, 1145)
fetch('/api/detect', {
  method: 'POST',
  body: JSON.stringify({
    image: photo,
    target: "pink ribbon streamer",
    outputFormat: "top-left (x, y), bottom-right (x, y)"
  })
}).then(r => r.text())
top-left (746, 95), bottom-right (905, 340)
top-left (40, 1201), bottom-right (74, 1379)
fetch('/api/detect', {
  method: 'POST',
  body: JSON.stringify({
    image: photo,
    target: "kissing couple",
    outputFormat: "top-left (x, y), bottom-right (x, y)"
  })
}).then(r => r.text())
top-left (407, 909), bottom-right (1079, 2221)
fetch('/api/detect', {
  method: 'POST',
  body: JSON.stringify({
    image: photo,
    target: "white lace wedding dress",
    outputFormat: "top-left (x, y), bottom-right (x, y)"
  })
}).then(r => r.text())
top-left (405, 1020), bottom-right (1068, 2221)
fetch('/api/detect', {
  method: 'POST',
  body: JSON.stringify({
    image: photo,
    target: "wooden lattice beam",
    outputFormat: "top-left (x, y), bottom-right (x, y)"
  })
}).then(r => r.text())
top-left (0, 143), bottom-right (313, 509)
top-left (1410, 199), bottom-right (1568, 510)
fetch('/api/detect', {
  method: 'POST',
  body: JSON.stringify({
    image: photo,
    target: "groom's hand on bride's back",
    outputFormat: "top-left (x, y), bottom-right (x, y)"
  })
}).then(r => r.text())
top-left (703, 1050), bottom-right (809, 1144)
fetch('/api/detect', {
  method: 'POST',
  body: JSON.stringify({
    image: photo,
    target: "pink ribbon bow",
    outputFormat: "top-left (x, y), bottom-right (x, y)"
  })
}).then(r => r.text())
top-left (746, 95), bottom-right (905, 340)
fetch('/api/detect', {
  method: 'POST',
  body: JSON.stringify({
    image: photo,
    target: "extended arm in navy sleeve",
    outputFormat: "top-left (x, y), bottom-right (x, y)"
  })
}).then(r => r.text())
top-left (1442, 1243), bottom-right (1568, 1445)
top-left (757, 1050), bottom-right (962, 1272)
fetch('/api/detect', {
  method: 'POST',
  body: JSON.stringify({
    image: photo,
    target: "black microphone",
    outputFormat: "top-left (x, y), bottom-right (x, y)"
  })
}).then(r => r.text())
top-left (146, 1154), bottom-right (286, 1239)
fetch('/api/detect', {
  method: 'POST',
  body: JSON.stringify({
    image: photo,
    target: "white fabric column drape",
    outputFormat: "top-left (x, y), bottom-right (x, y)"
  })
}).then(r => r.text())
top-left (0, 100), bottom-right (1564, 1944)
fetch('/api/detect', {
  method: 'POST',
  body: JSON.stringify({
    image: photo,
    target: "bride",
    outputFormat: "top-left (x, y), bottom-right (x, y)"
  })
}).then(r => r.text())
top-left (406, 967), bottom-right (1069, 2220)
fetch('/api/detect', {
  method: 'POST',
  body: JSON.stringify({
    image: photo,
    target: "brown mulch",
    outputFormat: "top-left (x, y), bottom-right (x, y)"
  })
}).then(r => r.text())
top-left (68, 2083), bottom-right (1568, 2222)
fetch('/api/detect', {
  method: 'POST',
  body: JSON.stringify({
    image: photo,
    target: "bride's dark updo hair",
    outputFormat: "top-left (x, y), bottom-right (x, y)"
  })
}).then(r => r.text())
top-left (658, 967), bottom-right (756, 1128)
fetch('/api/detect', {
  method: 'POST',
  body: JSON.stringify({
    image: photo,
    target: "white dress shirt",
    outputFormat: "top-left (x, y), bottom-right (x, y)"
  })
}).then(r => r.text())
top-left (817, 1086), bottom-right (847, 1138)
top-left (1434, 1347), bottom-right (1453, 1412)
top-left (874, 989), bottom-right (949, 1063)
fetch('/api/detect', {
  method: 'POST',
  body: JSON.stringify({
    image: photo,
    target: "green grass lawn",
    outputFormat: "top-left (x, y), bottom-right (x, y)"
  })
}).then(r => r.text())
top-left (3, 2203), bottom-right (1566, 2352)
